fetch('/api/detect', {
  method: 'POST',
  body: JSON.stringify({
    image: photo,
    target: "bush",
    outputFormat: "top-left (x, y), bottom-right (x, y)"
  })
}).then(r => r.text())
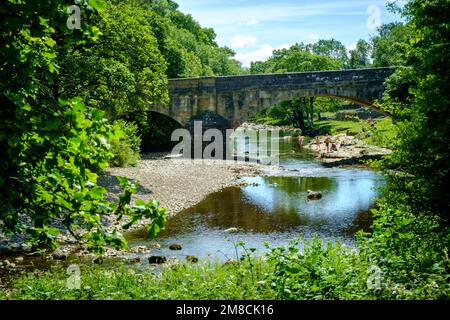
top-left (266, 239), bottom-right (371, 300)
top-left (109, 120), bottom-right (141, 167)
top-left (358, 202), bottom-right (450, 299)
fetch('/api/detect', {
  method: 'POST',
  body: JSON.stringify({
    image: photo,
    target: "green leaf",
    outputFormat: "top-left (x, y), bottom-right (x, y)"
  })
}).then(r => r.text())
top-left (91, 186), bottom-right (106, 200)
top-left (146, 223), bottom-right (161, 239)
top-left (88, 0), bottom-right (106, 11)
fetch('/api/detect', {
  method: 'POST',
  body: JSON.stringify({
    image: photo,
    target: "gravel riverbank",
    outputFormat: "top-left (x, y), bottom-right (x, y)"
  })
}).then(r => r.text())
top-left (100, 153), bottom-right (269, 221)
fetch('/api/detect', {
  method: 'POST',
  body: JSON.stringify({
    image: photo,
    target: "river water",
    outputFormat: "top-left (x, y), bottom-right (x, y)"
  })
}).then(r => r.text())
top-left (127, 137), bottom-right (385, 261)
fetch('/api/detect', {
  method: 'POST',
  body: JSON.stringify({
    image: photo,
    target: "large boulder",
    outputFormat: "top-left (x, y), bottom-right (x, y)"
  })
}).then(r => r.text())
top-left (307, 190), bottom-right (322, 200)
top-left (148, 256), bottom-right (167, 264)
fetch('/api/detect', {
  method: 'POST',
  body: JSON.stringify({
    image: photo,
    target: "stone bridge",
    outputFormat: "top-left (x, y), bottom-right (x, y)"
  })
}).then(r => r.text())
top-left (150, 67), bottom-right (396, 129)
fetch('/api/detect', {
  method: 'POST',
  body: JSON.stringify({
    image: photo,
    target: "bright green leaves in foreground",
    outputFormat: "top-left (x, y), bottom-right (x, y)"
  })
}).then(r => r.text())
top-left (0, 0), bottom-right (166, 252)
top-left (3, 96), bottom-right (166, 252)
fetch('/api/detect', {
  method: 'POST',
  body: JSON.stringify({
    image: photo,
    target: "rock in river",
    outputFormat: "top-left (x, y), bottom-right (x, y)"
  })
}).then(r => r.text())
top-left (186, 256), bottom-right (199, 263)
top-left (52, 249), bottom-right (68, 260)
top-left (307, 190), bottom-right (322, 200)
top-left (169, 243), bottom-right (183, 251)
top-left (127, 257), bottom-right (141, 264)
top-left (149, 256), bottom-right (167, 264)
top-left (93, 256), bottom-right (104, 264)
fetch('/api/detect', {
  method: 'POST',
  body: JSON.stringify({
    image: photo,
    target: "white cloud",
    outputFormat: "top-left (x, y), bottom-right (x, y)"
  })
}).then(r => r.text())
top-left (230, 35), bottom-right (258, 49)
top-left (308, 33), bottom-right (320, 40)
top-left (245, 19), bottom-right (260, 26)
top-left (235, 44), bottom-right (291, 68)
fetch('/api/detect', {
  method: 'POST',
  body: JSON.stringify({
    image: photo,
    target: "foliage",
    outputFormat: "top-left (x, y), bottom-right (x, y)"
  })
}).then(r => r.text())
top-left (0, 0), bottom-right (165, 251)
top-left (310, 39), bottom-right (349, 68)
top-left (371, 22), bottom-right (413, 67)
top-left (142, 0), bottom-right (243, 78)
top-left (358, 203), bottom-right (449, 299)
top-left (380, 0), bottom-right (450, 223)
top-left (7, 259), bottom-right (274, 300)
top-left (109, 120), bottom-right (141, 168)
top-left (5, 237), bottom-right (448, 300)
top-left (266, 239), bottom-right (372, 300)
top-left (348, 40), bottom-right (372, 69)
top-left (250, 43), bottom-right (341, 74)
top-left (58, 0), bottom-right (169, 130)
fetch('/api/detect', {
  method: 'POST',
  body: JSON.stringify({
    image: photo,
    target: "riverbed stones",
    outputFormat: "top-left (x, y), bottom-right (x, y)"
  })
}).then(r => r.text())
top-left (307, 190), bottom-right (322, 200)
top-left (4, 260), bottom-right (16, 269)
top-left (186, 256), bottom-right (199, 263)
top-left (128, 246), bottom-right (150, 254)
top-left (52, 249), bottom-right (68, 260)
top-left (169, 243), bottom-right (182, 251)
top-left (26, 251), bottom-right (42, 257)
top-left (148, 256), bottom-right (167, 264)
top-left (225, 228), bottom-right (238, 233)
top-left (127, 257), bottom-right (141, 264)
top-left (93, 256), bottom-right (103, 265)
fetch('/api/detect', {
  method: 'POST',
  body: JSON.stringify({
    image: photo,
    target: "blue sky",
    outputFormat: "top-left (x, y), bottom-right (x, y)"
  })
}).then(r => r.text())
top-left (176, 0), bottom-right (402, 67)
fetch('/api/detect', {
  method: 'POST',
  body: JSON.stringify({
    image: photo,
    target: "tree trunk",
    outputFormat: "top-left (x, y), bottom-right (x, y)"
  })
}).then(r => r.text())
top-left (309, 97), bottom-right (315, 128)
top-left (292, 100), bottom-right (305, 131)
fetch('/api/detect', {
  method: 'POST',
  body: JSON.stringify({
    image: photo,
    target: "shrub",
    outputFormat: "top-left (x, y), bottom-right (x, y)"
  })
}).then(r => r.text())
top-left (109, 120), bottom-right (141, 167)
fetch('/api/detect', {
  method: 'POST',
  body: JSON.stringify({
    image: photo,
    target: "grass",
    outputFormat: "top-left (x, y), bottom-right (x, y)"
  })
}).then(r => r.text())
top-left (2, 237), bottom-right (447, 300)
top-left (315, 117), bottom-right (396, 148)
top-left (315, 119), bottom-right (363, 135)
top-left (3, 259), bottom-right (276, 300)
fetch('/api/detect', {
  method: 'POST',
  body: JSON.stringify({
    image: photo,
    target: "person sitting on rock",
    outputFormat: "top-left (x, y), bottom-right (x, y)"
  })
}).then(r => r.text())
top-left (331, 142), bottom-right (338, 152)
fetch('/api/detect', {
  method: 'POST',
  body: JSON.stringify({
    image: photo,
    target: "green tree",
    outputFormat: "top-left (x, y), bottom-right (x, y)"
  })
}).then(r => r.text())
top-left (0, 0), bottom-right (166, 252)
top-left (59, 1), bottom-right (169, 120)
top-left (371, 22), bottom-right (413, 67)
top-left (348, 39), bottom-right (372, 69)
top-left (311, 39), bottom-right (349, 68)
top-left (380, 0), bottom-right (450, 222)
top-left (249, 43), bottom-right (342, 132)
top-left (142, 0), bottom-right (243, 78)
top-left (250, 43), bottom-right (341, 74)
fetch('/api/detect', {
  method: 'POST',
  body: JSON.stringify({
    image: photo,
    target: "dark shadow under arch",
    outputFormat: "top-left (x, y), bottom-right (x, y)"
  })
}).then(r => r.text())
top-left (141, 111), bottom-right (184, 152)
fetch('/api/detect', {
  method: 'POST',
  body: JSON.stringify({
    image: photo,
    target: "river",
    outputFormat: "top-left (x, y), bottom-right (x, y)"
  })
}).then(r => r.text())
top-left (127, 136), bottom-right (385, 261)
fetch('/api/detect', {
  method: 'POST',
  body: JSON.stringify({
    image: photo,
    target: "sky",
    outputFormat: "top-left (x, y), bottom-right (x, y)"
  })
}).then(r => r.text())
top-left (176, 0), bottom-right (403, 67)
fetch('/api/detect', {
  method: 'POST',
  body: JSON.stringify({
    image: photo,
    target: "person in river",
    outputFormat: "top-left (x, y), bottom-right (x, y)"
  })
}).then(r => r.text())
top-left (324, 134), bottom-right (332, 153)
top-left (315, 136), bottom-right (321, 150)
top-left (297, 135), bottom-right (305, 147)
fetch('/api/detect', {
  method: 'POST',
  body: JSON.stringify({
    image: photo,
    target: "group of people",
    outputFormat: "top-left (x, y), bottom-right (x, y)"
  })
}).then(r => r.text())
top-left (297, 134), bottom-right (337, 153)
top-left (316, 135), bottom-right (338, 153)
